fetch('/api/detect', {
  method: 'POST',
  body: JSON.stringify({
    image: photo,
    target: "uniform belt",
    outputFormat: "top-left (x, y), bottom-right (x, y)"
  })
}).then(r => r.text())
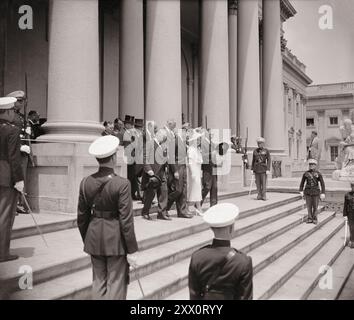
top-left (92, 210), bottom-right (118, 219)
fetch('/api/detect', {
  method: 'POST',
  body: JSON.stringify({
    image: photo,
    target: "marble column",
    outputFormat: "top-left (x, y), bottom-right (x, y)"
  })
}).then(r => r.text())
top-left (228, 0), bottom-right (238, 135)
top-left (238, 0), bottom-right (261, 147)
top-left (39, 0), bottom-right (103, 142)
top-left (262, 0), bottom-right (284, 152)
top-left (145, 0), bottom-right (182, 128)
top-left (119, 0), bottom-right (144, 120)
top-left (200, 0), bottom-right (230, 130)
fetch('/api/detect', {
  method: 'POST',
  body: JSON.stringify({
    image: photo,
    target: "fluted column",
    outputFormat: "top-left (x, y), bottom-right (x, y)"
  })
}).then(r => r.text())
top-left (238, 0), bottom-right (261, 147)
top-left (262, 0), bottom-right (284, 152)
top-left (200, 0), bottom-right (230, 130)
top-left (145, 0), bottom-right (182, 128)
top-left (39, 0), bottom-right (102, 142)
top-left (119, 0), bottom-right (144, 120)
top-left (228, 0), bottom-right (238, 135)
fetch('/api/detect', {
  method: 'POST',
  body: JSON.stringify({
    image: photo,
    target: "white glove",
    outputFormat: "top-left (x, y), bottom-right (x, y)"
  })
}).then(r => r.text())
top-left (266, 170), bottom-right (271, 175)
top-left (20, 145), bottom-right (31, 154)
top-left (344, 216), bottom-right (348, 221)
top-left (14, 180), bottom-right (24, 193)
top-left (25, 126), bottom-right (32, 135)
top-left (300, 191), bottom-right (304, 197)
top-left (147, 170), bottom-right (154, 177)
top-left (127, 253), bottom-right (138, 269)
top-left (320, 194), bottom-right (325, 201)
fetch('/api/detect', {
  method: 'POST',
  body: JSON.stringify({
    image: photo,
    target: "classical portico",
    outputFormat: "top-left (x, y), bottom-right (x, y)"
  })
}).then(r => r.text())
top-left (1, 0), bottom-right (311, 213)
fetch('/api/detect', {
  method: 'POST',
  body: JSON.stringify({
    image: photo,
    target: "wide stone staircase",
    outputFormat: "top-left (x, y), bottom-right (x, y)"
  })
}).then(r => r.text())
top-left (0, 192), bottom-right (353, 300)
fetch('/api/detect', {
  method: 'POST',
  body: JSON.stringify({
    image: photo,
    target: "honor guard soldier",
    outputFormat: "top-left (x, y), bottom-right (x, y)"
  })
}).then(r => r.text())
top-left (0, 97), bottom-right (24, 262)
top-left (299, 159), bottom-right (326, 225)
top-left (188, 203), bottom-right (253, 300)
top-left (77, 135), bottom-right (138, 300)
top-left (6, 90), bottom-right (31, 213)
top-left (251, 137), bottom-right (271, 201)
top-left (343, 182), bottom-right (354, 248)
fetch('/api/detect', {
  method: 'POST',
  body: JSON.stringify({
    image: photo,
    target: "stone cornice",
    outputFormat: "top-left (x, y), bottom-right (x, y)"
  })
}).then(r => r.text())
top-left (280, 0), bottom-right (297, 22)
top-left (282, 54), bottom-right (313, 86)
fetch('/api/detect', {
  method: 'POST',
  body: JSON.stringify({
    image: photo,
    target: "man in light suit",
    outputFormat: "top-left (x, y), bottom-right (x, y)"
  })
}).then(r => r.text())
top-left (77, 135), bottom-right (138, 300)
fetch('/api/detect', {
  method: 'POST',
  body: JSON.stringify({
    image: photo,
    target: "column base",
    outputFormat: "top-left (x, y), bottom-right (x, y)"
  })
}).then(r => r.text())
top-left (38, 121), bottom-right (104, 143)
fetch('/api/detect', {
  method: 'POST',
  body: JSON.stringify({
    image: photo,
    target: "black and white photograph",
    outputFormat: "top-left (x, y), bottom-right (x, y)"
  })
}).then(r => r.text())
top-left (0, 0), bottom-right (354, 305)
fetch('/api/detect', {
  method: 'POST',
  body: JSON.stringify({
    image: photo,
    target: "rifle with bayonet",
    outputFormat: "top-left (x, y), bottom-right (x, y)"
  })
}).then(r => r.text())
top-left (24, 73), bottom-right (35, 167)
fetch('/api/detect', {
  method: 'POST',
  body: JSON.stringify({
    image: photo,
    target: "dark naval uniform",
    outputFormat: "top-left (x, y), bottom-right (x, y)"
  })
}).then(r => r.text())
top-left (343, 191), bottom-right (354, 245)
top-left (77, 167), bottom-right (138, 299)
top-left (251, 147), bottom-right (271, 200)
top-left (188, 239), bottom-right (253, 300)
top-left (0, 120), bottom-right (24, 260)
top-left (299, 170), bottom-right (325, 223)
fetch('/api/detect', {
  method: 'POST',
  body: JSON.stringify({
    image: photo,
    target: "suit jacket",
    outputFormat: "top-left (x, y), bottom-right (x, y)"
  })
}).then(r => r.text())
top-left (77, 167), bottom-right (138, 256)
top-left (0, 120), bottom-right (24, 187)
top-left (251, 148), bottom-right (271, 174)
top-left (189, 239), bottom-right (253, 300)
top-left (343, 191), bottom-right (354, 220)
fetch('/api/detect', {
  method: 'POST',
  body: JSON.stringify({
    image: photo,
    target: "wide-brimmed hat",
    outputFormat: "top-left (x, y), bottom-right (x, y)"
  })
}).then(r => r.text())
top-left (188, 129), bottom-right (204, 142)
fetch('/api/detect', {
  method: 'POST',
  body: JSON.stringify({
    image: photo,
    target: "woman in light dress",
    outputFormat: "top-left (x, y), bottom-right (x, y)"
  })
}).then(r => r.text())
top-left (186, 129), bottom-right (204, 216)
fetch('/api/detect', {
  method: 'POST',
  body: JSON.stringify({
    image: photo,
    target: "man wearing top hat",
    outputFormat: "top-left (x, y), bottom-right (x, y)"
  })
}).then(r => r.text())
top-left (0, 97), bottom-right (25, 262)
top-left (7, 90), bottom-right (32, 213)
top-left (343, 182), bottom-right (354, 248)
top-left (141, 128), bottom-right (174, 220)
top-left (188, 203), bottom-right (253, 300)
top-left (251, 137), bottom-right (271, 201)
top-left (299, 159), bottom-right (326, 225)
top-left (77, 135), bottom-right (138, 299)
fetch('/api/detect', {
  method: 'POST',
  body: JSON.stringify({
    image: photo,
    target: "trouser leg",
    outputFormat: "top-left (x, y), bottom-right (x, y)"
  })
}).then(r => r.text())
top-left (106, 255), bottom-right (129, 300)
top-left (0, 187), bottom-right (18, 259)
top-left (312, 196), bottom-right (319, 221)
top-left (348, 218), bottom-right (354, 242)
top-left (305, 195), bottom-right (313, 220)
top-left (128, 163), bottom-right (138, 197)
top-left (210, 175), bottom-right (218, 207)
top-left (142, 188), bottom-right (155, 215)
top-left (157, 176), bottom-right (168, 215)
top-left (17, 154), bottom-right (28, 208)
top-left (260, 173), bottom-right (267, 199)
top-left (255, 174), bottom-right (262, 199)
top-left (175, 166), bottom-right (187, 215)
top-left (91, 255), bottom-right (108, 300)
top-left (201, 170), bottom-right (212, 205)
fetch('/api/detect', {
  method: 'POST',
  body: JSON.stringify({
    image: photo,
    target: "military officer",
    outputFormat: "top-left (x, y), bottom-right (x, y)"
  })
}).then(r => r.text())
top-left (299, 159), bottom-right (326, 225)
top-left (77, 135), bottom-right (138, 300)
top-left (188, 203), bottom-right (253, 300)
top-left (0, 97), bottom-right (24, 262)
top-left (251, 137), bottom-right (271, 201)
top-left (6, 90), bottom-right (31, 213)
top-left (343, 182), bottom-right (354, 248)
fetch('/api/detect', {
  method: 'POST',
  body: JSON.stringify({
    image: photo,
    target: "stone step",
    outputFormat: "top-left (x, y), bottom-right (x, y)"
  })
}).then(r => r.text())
top-left (11, 192), bottom-right (299, 240)
top-left (253, 216), bottom-right (344, 300)
top-left (337, 254), bottom-right (354, 300)
top-left (307, 246), bottom-right (354, 300)
top-left (163, 210), bottom-right (335, 301)
top-left (4, 197), bottom-right (306, 299)
top-left (269, 227), bottom-right (345, 300)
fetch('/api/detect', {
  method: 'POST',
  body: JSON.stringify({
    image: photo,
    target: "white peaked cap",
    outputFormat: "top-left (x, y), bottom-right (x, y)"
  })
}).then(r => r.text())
top-left (89, 135), bottom-right (120, 159)
top-left (308, 159), bottom-right (317, 165)
top-left (203, 203), bottom-right (239, 228)
top-left (0, 97), bottom-right (17, 109)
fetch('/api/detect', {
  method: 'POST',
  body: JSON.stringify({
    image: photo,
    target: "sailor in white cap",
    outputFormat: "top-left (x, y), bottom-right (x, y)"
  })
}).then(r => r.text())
top-left (343, 181), bottom-right (354, 248)
top-left (251, 137), bottom-right (271, 200)
top-left (188, 203), bottom-right (253, 300)
top-left (299, 158), bottom-right (326, 224)
top-left (77, 135), bottom-right (138, 299)
top-left (0, 97), bottom-right (25, 262)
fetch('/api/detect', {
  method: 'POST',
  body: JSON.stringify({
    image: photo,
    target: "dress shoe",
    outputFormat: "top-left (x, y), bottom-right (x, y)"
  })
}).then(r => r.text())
top-left (0, 255), bottom-right (19, 263)
top-left (257, 196), bottom-right (262, 200)
top-left (262, 197), bottom-right (267, 201)
top-left (157, 213), bottom-right (172, 221)
top-left (142, 213), bottom-right (153, 221)
top-left (348, 241), bottom-right (354, 249)
top-left (306, 219), bottom-right (313, 224)
top-left (177, 213), bottom-right (193, 219)
top-left (313, 219), bottom-right (318, 225)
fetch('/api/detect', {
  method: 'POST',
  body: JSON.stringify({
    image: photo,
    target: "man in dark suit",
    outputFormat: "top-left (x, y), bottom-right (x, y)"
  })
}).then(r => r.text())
top-left (77, 135), bottom-right (138, 300)
top-left (251, 137), bottom-right (271, 201)
top-left (165, 120), bottom-right (192, 219)
top-left (343, 182), bottom-right (354, 248)
top-left (141, 128), bottom-right (174, 220)
top-left (0, 97), bottom-right (24, 262)
top-left (188, 203), bottom-right (253, 300)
